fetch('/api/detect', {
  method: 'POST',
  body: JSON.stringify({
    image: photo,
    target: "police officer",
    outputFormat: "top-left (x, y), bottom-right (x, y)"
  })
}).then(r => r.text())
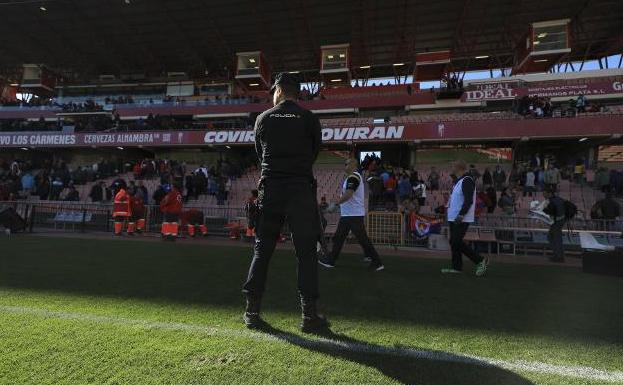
top-left (242, 72), bottom-right (328, 333)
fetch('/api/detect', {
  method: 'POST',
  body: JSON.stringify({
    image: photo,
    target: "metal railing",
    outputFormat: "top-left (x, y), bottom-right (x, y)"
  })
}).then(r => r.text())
top-left (2, 201), bottom-right (621, 253)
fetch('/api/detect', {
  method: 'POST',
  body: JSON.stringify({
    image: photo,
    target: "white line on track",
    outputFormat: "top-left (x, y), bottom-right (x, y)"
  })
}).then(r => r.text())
top-left (1, 304), bottom-right (622, 383)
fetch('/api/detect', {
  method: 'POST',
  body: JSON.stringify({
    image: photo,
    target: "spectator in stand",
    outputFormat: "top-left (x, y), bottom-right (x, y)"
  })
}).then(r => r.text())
top-left (498, 187), bottom-right (515, 215)
top-left (216, 177), bottom-right (226, 205)
top-left (576, 94), bottom-right (587, 113)
top-left (485, 186), bottom-right (497, 213)
top-left (136, 180), bottom-right (148, 203)
top-left (225, 178), bottom-right (232, 201)
top-left (384, 172), bottom-right (397, 202)
top-left (482, 167), bottom-right (493, 188)
top-left (508, 164), bottom-right (521, 189)
top-left (152, 184), bottom-right (167, 206)
top-left (50, 177), bottom-right (64, 200)
top-left (397, 174), bottom-right (412, 202)
top-left (193, 170), bottom-right (206, 197)
top-left (596, 167), bottom-right (611, 193)
top-left (412, 178), bottom-right (427, 207)
top-left (544, 164), bottom-right (561, 192)
top-left (610, 169), bottom-right (623, 197)
top-left (493, 165), bottom-right (506, 191)
top-left (185, 172), bottom-right (195, 201)
top-left (36, 176), bottom-right (51, 200)
top-left (523, 168), bottom-right (536, 197)
top-left (468, 164), bottom-right (481, 181)
top-left (64, 185), bottom-right (80, 201)
top-left (536, 166), bottom-right (545, 192)
top-left (21, 171), bottom-right (35, 196)
top-left (89, 181), bottom-right (111, 203)
top-left (427, 166), bottom-right (440, 191)
top-left (367, 171), bottom-right (383, 207)
top-left (573, 159), bottom-right (585, 185)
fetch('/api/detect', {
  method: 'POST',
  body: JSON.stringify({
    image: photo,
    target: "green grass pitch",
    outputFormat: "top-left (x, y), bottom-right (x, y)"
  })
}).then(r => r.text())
top-left (0, 235), bottom-right (622, 385)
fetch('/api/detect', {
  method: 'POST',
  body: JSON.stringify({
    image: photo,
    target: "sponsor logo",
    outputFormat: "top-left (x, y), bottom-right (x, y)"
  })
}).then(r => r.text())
top-left (614, 81), bottom-right (623, 92)
top-left (0, 134), bottom-right (76, 146)
top-left (202, 126), bottom-right (405, 144)
top-left (204, 130), bottom-right (255, 144)
top-left (464, 88), bottom-right (516, 101)
top-left (83, 133), bottom-right (155, 144)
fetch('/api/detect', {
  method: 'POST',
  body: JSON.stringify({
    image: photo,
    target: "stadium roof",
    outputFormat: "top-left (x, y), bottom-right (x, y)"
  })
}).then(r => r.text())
top-left (0, 0), bottom-right (622, 81)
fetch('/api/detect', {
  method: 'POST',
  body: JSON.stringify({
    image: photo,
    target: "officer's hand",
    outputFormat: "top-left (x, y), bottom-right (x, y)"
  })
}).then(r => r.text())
top-left (455, 215), bottom-right (464, 223)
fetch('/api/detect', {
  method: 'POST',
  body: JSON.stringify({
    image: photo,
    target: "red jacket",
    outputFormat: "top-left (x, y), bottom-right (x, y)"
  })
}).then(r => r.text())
top-left (130, 195), bottom-right (145, 217)
top-left (160, 188), bottom-right (183, 215)
top-left (113, 188), bottom-right (131, 218)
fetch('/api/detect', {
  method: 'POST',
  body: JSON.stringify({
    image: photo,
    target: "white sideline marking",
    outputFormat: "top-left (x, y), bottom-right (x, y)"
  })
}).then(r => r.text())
top-left (1, 304), bottom-right (622, 383)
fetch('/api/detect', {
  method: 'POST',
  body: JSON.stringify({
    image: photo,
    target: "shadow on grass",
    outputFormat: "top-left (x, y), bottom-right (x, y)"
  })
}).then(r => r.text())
top-left (258, 324), bottom-right (536, 385)
top-left (0, 235), bottom-right (621, 345)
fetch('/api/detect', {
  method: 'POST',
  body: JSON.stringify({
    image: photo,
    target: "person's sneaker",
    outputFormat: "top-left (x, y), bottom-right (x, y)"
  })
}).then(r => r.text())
top-left (363, 257), bottom-right (372, 263)
top-left (300, 314), bottom-right (330, 333)
top-left (441, 268), bottom-right (463, 274)
top-left (243, 312), bottom-right (268, 330)
top-left (318, 254), bottom-right (336, 268)
top-left (368, 260), bottom-right (385, 272)
top-left (475, 258), bottom-right (488, 277)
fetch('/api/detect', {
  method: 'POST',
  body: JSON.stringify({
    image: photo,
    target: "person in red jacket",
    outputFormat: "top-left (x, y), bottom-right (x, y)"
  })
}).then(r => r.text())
top-left (128, 188), bottom-right (146, 234)
top-left (112, 180), bottom-right (130, 236)
top-left (180, 209), bottom-right (208, 238)
top-left (160, 183), bottom-right (183, 241)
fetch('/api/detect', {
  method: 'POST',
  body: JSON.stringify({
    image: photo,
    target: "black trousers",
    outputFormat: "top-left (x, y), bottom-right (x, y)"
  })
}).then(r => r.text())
top-left (242, 179), bottom-right (320, 300)
top-left (449, 221), bottom-right (483, 271)
top-left (328, 216), bottom-right (382, 264)
top-left (548, 220), bottom-right (565, 261)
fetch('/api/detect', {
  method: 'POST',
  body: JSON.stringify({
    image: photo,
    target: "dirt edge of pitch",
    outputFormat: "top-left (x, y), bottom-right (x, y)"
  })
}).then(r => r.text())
top-left (0, 304), bottom-right (619, 383)
top-left (23, 231), bottom-right (583, 268)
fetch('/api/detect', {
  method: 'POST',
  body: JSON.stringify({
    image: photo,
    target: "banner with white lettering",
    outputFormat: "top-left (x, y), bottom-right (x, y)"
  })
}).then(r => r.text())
top-left (0, 116), bottom-right (620, 147)
top-left (462, 80), bottom-right (623, 102)
top-left (0, 126), bottom-right (406, 148)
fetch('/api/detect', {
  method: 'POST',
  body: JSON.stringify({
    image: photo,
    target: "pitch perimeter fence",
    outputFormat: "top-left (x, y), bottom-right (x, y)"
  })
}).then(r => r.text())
top-left (1, 201), bottom-right (621, 253)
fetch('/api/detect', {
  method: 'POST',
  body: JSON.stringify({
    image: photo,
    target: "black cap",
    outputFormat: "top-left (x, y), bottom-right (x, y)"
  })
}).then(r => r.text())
top-left (270, 72), bottom-right (299, 94)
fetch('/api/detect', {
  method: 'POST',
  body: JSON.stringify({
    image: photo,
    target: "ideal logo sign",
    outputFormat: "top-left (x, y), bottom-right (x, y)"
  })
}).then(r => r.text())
top-left (463, 83), bottom-right (517, 101)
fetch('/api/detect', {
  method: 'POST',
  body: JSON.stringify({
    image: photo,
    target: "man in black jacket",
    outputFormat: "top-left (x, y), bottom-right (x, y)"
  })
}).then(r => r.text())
top-left (543, 187), bottom-right (566, 262)
top-left (242, 72), bottom-right (328, 333)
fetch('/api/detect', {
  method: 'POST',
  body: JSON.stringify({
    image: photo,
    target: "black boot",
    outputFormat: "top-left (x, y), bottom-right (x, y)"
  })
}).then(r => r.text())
top-left (300, 297), bottom-right (329, 333)
top-left (243, 295), bottom-right (267, 329)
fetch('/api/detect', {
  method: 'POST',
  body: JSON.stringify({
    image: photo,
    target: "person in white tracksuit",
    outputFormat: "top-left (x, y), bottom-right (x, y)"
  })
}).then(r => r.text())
top-left (442, 160), bottom-right (488, 276)
top-left (318, 156), bottom-right (385, 272)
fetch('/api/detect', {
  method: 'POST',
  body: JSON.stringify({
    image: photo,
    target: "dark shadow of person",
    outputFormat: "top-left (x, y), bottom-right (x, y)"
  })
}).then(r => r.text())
top-left (255, 324), bottom-right (536, 385)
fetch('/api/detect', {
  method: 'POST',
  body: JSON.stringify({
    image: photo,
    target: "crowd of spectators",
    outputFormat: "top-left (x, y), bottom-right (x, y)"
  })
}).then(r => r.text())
top-left (59, 99), bottom-right (104, 113)
top-left (0, 157), bottom-right (128, 202)
top-left (0, 96), bottom-right (54, 107)
top-left (516, 93), bottom-right (610, 118)
top-left (364, 151), bottom-right (623, 228)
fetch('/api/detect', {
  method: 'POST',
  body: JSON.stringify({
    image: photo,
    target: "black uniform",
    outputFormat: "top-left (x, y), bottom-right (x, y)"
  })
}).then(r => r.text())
top-left (544, 195), bottom-right (566, 261)
top-left (242, 99), bottom-right (323, 301)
